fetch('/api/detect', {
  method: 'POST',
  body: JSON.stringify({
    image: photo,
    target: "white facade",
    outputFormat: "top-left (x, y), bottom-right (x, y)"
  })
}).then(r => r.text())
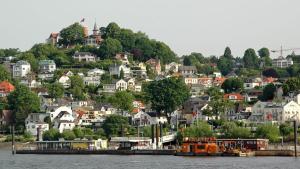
top-left (165, 62), bottom-right (180, 73)
top-left (39, 60), bottom-right (56, 73)
top-left (73, 52), bottom-right (96, 62)
top-left (25, 113), bottom-right (49, 136)
top-left (249, 100), bottom-right (300, 124)
top-left (116, 79), bottom-right (128, 91)
top-left (87, 68), bottom-right (105, 77)
top-left (272, 57), bottom-right (293, 68)
top-left (58, 75), bottom-right (71, 88)
top-left (13, 60), bottom-right (31, 78)
top-left (48, 106), bottom-right (73, 121)
top-left (109, 64), bottom-right (131, 77)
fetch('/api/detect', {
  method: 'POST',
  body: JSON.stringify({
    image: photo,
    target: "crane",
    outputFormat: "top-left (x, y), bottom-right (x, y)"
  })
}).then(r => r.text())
top-left (271, 46), bottom-right (300, 58)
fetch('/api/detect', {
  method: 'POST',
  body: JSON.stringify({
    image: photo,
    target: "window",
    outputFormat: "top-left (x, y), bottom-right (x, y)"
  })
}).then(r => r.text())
top-left (197, 145), bottom-right (206, 150)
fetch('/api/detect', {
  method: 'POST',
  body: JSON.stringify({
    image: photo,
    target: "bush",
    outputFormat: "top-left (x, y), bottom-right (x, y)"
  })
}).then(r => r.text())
top-left (43, 128), bottom-right (61, 141)
top-left (61, 130), bottom-right (76, 140)
top-left (256, 124), bottom-right (280, 142)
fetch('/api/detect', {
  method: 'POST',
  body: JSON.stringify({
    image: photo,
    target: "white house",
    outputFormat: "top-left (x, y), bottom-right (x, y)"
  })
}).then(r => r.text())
top-left (13, 60), bottom-right (31, 78)
top-left (25, 113), bottom-right (49, 136)
top-left (58, 75), bottom-right (71, 88)
top-left (244, 78), bottom-right (261, 90)
top-left (73, 52), bottom-right (96, 62)
top-left (249, 100), bottom-right (300, 124)
top-left (39, 60), bottom-right (56, 73)
top-left (272, 56), bottom-right (293, 68)
top-left (132, 111), bottom-right (167, 126)
top-left (109, 64), bottom-right (131, 77)
top-left (115, 79), bottom-right (128, 91)
top-left (48, 106), bottom-right (73, 121)
top-left (83, 76), bottom-right (100, 86)
top-left (87, 68), bottom-right (105, 77)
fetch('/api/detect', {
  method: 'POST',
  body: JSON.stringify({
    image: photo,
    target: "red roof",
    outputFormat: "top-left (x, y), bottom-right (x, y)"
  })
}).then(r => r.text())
top-left (224, 93), bottom-right (244, 101)
top-left (0, 81), bottom-right (15, 94)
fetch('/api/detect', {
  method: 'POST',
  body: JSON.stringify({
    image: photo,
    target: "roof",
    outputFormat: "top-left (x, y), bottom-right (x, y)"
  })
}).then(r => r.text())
top-left (0, 81), bottom-right (15, 93)
top-left (39, 60), bottom-right (55, 65)
top-left (224, 93), bottom-right (244, 100)
top-left (178, 66), bottom-right (197, 71)
top-left (16, 60), bottom-right (30, 65)
top-left (73, 52), bottom-right (95, 56)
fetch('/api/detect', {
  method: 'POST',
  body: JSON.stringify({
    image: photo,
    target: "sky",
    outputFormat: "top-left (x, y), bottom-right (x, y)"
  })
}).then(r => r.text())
top-left (1, 0), bottom-right (300, 58)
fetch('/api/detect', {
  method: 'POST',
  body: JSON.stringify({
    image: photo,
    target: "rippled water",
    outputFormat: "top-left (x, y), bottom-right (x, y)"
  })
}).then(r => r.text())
top-left (1, 149), bottom-right (300, 169)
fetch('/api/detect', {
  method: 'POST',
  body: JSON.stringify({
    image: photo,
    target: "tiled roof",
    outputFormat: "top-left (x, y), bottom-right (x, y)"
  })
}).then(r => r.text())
top-left (0, 81), bottom-right (15, 93)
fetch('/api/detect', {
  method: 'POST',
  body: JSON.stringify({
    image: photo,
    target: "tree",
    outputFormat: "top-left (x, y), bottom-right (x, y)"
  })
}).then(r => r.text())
top-left (262, 68), bottom-right (279, 78)
top-left (243, 48), bottom-right (259, 68)
top-left (258, 47), bottom-right (270, 58)
top-left (58, 22), bottom-right (85, 47)
top-left (279, 123), bottom-right (293, 137)
top-left (43, 128), bottom-right (61, 141)
top-left (7, 84), bottom-right (40, 129)
top-left (217, 56), bottom-right (233, 76)
top-left (256, 124), bottom-right (280, 142)
top-left (73, 127), bottom-right (84, 139)
top-left (282, 77), bottom-right (300, 95)
top-left (98, 38), bottom-right (123, 59)
top-left (62, 130), bottom-right (76, 140)
top-left (119, 68), bottom-right (124, 79)
top-left (69, 75), bottom-right (85, 100)
top-left (221, 122), bottom-right (251, 138)
top-left (181, 121), bottom-right (213, 138)
top-left (0, 65), bottom-right (11, 81)
top-left (223, 47), bottom-right (233, 59)
top-left (260, 83), bottom-right (276, 101)
top-left (109, 91), bottom-right (134, 112)
top-left (47, 82), bottom-right (64, 99)
top-left (103, 22), bottom-right (121, 39)
top-left (102, 114), bottom-right (129, 137)
top-left (144, 77), bottom-right (190, 121)
top-left (221, 78), bottom-right (243, 93)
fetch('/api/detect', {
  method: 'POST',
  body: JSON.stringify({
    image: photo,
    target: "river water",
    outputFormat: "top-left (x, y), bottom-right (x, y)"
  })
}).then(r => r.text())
top-left (1, 149), bottom-right (300, 169)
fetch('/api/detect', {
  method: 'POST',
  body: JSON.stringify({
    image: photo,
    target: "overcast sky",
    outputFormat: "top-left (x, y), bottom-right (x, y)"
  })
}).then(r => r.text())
top-left (1, 0), bottom-right (300, 58)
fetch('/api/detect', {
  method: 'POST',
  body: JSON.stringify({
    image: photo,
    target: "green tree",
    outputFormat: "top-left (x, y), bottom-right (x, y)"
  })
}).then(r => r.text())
top-left (282, 77), bottom-right (300, 95)
top-left (221, 78), bottom-right (243, 93)
top-left (73, 127), bottom-right (84, 139)
top-left (70, 75), bottom-right (86, 100)
top-left (47, 82), bottom-right (64, 99)
top-left (0, 65), bottom-right (11, 81)
top-left (279, 123), bottom-right (293, 137)
top-left (7, 84), bottom-right (40, 129)
top-left (258, 47), bottom-right (270, 58)
top-left (144, 77), bottom-right (190, 121)
top-left (256, 124), bottom-right (280, 142)
top-left (62, 130), bottom-right (76, 140)
top-left (223, 47), bottom-right (234, 59)
top-left (102, 114), bottom-right (129, 137)
top-left (181, 121), bottom-right (213, 138)
top-left (43, 128), bottom-right (61, 141)
top-left (119, 68), bottom-right (124, 79)
top-left (98, 38), bottom-right (123, 59)
top-left (59, 22), bottom-right (85, 47)
top-left (243, 48), bottom-right (259, 68)
top-left (103, 22), bottom-right (121, 39)
top-left (217, 57), bottom-right (233, 76)
top-left (261, 83), bottom-right (276, 101)
top-left (109, 91), bottom-right (134, 112)
top-left (221, 122), bottom-right (251, 138)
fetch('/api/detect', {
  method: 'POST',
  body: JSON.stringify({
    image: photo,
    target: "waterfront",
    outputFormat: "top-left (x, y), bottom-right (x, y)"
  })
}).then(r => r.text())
top-left (1, 149), bottom-right (300, 169)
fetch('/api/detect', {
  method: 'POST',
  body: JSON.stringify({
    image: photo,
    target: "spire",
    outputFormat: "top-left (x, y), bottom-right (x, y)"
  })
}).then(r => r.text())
top-left (93, 22), bottom-right (99, 35)
top-left (93, 22), bottom-right (98, 31)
